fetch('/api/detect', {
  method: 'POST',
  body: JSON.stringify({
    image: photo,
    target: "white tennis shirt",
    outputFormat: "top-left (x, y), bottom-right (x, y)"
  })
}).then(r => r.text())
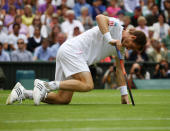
top-left (63, 17), bottom-right (125, 66)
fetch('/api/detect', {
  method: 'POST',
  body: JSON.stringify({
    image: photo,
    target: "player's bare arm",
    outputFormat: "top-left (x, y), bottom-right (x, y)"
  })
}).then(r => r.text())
top-left (96, 14), bottom-right (121, 50)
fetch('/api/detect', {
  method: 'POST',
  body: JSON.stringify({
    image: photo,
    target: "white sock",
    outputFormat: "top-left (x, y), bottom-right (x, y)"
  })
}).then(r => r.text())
top-left (47, 81), bottom-right (60, 90)
top-left (23, 90), bottom-right (33, 99)
top-left (119, 86), bottom-right (128, 96)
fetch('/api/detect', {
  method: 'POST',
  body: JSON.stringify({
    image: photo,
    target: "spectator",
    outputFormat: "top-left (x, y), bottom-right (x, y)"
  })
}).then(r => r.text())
top-left (2, 0), bottom-right (22, 13)
top-left (38, 0), bottom-right (56, 14)
top-left (11, 35), bottom-right (33, 61)
top-left (106, 0), bottom-right (121, 18)
top-left (128, 50), bottom-right (148, 62)
top-left (49, 13), bottom-right (60, 32)
top-left (23, 0), bottom-right (37, 14)
top-left (56, 0), bottom-right (75, 9)
top-left (116, 10), bottom-right (125, 25)
top-left (56, 7), bottom-right (67, 24)
top-left (0, 42), bottom-right (10, 61)
top-left (136, 16), bottom-right (149, 37)
top-left (163, 0), bottom-right (170, 24)
top-left (77, 7), bottom-right (93, 30)
top-left (153, 13), bottom-right (170, 41)
top-left (22, 5), bottom-right (35, 27)
top-left (131, 6), bottom-right (142, 27)
top-left (140, 0), bottom-right (155, 16)
top-left (29, 15), bottom-right (48, 38)
top-left (128, 62), bottom-right (145, 89)
top-left (48, 25), bottom-right (61, 46)
top-left (91, 0), bottom-right (106, 20)
top-left (123, 16), bottom-right (134, 30)
top-left (68, 26), bottom-right (82, 39)
top-left (153, 60), bottom-right (170, 78)
top-left (102, 65), bottom-right (117, 89)
top-left (8, 15), bottom-right (29, 36)
top-left (8, 23), bottom-right (20, 50)
top-left (146, 4), bottom-right (159, 26)
top-left (50, 32), bottom-right (67, 59)
top-left (162, 28), bottom-right (170, 50)
top-left (41, 4), bottom-right (54, 27)
top-left (27, 26), bottom-right (43, 53)
top-left (0, 21), bottom-right (8, 50)
top-left (4, 5), bottom-right (16, 27)
top-left (33, 38), bottom-right (53, 61)
top-left (147, 39), bottom-right (167, 62)
top-left (124, 0), bottom-right (140, 13)
top-left (73, 0), bottom-right (92, 18)
top-left (61, 10), bottom-right (85, 35)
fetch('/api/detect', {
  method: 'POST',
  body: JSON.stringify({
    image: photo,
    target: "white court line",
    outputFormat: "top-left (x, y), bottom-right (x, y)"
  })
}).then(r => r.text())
top-left (3, 117), bottom-right (170, 123)
top-left (1, 127), bottom-right (170, 131)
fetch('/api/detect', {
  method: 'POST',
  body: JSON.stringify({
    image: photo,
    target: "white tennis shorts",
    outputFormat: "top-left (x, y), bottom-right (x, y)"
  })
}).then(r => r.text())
top-left (55, 43), bottom-right (90, 81)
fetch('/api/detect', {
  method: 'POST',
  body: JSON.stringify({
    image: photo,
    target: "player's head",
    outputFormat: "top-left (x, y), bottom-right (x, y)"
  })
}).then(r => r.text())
top-left (123, 30), bottom-right (147, 52)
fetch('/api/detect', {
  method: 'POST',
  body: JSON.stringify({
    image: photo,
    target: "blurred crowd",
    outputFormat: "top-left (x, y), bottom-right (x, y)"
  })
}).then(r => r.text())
top-left (0, 0), bottom-right (169, 63)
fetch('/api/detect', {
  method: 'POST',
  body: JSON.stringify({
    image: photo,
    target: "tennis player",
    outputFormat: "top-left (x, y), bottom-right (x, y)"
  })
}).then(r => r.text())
top-left (6, 14), bottom-right (147, 105)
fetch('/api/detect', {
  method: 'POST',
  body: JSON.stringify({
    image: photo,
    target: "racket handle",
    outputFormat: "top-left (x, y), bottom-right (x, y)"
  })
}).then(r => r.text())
top-left (115, 47), bottom-right (123, 60)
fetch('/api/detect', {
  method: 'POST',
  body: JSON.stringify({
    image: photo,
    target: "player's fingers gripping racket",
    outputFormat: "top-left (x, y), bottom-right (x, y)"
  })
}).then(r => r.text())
top-left (115, 47), bottom-right (135, 106)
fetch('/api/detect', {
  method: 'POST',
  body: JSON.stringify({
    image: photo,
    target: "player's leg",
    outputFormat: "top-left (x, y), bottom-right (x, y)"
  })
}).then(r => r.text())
top-left (34, 71), bottom-right (94, 105)
top-left (6, 82), bottom-right (33, 104)
top-left (43, 90), bottom-right (73, 104)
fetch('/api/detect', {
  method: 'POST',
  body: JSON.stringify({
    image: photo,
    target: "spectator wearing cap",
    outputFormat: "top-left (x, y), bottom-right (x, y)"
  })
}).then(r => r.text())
top-left (73, 0), bottom-right (92, 18)
top-left (50, 32), bottom-right (67, 60)
top-left (152, 13), bottom-right (170, 41)
top-left (136, 16), bottom-right (149, 37)
top-left (4, 5), bottom-right (16, 27)
top-left (22, 5), bottom-right (35, 27)
top-left (8, 15), bottom-right (29, 36)
top-left (38, 0), bottom-right (56, 14)
top-left (29, 15), bottom-right (48, 38)
top-left (8, 23), bottom-right (20, 50)
top-left (131, 6), bottom-right (142, 27)
top-left (33, 38), bottom-right (53, 61)
top-left (27, 26), bottom-right (43, 53)
top-left (61, 10), bottom-right (85, 35)
top-left (124, 0), bottom-right (140, 13)
top-left (77, 7), bottom-right (93, 30)
top-left (106, 0), bottom-right (121, 18)
top-left (11, 35), bottom-right (33, 62)
top-left (0, 42), bottom-right (10, 61)
top-left (146, 4), bottom-right (159, 26)
top-left (117, 10), bottom-right (125, 25)
top-left (91, 0), bottom-right (106, 20)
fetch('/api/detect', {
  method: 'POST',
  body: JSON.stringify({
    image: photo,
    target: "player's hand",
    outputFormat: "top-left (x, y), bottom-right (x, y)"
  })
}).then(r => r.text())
top-left (121, 94), bottom-right (130, 104)
top-left (109, 40), bottom-right (122, 50)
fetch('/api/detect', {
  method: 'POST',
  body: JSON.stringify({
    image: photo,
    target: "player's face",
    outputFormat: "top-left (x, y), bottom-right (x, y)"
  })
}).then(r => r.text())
top-left (122, 35), bottom-right (141, 52)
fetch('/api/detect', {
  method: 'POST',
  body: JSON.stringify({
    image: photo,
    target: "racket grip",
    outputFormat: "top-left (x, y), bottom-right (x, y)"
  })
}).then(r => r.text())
top-left (115, 47), bottom-right (123, 60)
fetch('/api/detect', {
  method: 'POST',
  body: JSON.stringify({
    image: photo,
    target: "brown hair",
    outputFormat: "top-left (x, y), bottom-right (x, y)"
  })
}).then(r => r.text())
top-left (130, 30), bottom-right (147, 52)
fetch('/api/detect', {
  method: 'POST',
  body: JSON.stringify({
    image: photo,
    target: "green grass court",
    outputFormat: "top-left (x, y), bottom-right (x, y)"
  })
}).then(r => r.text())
top-left (0, 90), bottom-right (170, 131)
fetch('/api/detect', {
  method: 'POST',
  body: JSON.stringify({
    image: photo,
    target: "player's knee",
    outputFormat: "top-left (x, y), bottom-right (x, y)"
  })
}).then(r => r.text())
top-left (85, 84), bottom-right (94, 91)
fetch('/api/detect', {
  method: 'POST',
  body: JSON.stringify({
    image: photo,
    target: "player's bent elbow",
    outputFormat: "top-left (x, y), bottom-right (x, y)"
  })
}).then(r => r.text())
top-left (96, 14), bottom-right (104, 21)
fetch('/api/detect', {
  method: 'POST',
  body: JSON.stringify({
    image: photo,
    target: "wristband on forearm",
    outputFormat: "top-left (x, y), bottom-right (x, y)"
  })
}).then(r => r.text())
top-left (103, 32), bottom-right (112, 44)
top-left (119, 85), bottom-right (128, 96)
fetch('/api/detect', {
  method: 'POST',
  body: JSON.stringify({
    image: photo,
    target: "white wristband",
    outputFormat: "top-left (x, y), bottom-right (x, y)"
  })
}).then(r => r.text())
top-left (119, 86), bottom-right (128, 96)
top-left (103, 32), bottom-right (112, 44)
